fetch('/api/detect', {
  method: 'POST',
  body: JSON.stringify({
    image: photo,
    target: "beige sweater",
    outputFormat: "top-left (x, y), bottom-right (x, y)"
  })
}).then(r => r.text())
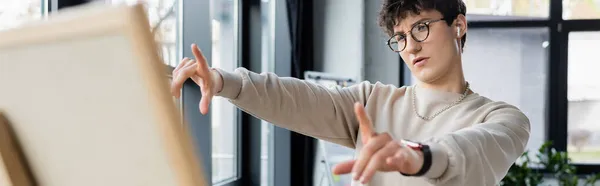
top-left (213, 67), bottom-right (531, 186)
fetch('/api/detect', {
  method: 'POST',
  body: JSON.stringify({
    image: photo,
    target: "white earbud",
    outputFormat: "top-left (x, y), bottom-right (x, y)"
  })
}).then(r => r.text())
top-left (457, 27), bottom-right (461, 37)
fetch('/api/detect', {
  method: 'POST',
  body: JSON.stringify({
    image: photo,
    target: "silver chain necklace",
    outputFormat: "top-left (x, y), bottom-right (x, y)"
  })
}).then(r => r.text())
top-left (412, 82), bottom-right (471, 121)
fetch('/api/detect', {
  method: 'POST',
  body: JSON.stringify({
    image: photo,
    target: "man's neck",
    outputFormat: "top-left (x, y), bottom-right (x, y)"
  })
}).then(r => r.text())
top-left (419, 79), bottom-right (468, 94)
top-left (418, 63), bottom-right (468, 94)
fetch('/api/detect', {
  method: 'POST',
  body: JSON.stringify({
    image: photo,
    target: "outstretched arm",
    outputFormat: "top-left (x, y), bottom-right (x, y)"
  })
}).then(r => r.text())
top-left (170, 44), bottom-right (374, 148)
top-left (213, 67), bottom-right (373, 148)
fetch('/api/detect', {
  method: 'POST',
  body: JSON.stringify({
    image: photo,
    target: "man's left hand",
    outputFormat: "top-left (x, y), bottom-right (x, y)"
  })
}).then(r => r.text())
top-left (331, 103), bottom-right (425, 184)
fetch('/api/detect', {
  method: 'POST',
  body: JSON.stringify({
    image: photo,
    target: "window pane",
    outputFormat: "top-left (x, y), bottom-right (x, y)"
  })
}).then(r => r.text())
top-left (463, 0), bottom-right (549, 21)
top-left (316, 141), bottom-right (354, 186)
top-left (305, 75), bottom-right (356, 186)
top-left (567, 31), bottom-right (600, 164)
top-left (261, 0), bottom-right (273, 185)
top-left (410, 28), bottom-right (549, 159)
top-left (0, 0), bottom-right (45, 31)
top-left (564, 0), bottom-right (600, 20)
top-left (261, 122), bottom-right (270, 186)
top-left (108, 0), bottom-right (180, 66)
top-left (211, 0), bottom-right (239, 183)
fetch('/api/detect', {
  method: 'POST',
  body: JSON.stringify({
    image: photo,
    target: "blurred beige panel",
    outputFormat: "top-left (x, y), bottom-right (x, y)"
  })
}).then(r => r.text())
top-left (566, 0), bottom-right (600, 19)
top-left (0, 3), bottom-right (204, 186)
top-left (0, 156), bottom-right (9, 186)
top-left (513, 0), bottom-right (549, 17)
top-left (464, 0), bottom-right (493, 14)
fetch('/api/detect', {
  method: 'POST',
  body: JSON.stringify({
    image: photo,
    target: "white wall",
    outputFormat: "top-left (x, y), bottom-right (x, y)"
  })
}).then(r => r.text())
top-left (364, 0), bottom-right (401, 86)
top-left (313, 0), bottom-right (365, 81)
top-left (461, 28), bottom-right (549, 156)
top-left (312, 0), bottom-right (402, 85)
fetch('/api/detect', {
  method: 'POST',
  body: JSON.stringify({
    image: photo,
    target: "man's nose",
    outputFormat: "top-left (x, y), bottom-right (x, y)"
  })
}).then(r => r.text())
top-left (404, 36), bottom-right (421, 54)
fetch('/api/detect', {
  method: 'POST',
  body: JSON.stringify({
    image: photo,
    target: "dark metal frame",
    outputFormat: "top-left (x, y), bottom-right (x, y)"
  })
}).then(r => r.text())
top-left (181, 0), bottom-right (265, 185)
top-left (180, 0), bottom-right (298, 185)
top-left (237, 1), bottom-right (263, 185)
top-left (179, 0), bottom-right (215, 184)
top-left (398, 0), bottom-right (600, 175)
top-left (48, 0), bottom-right (89, 11)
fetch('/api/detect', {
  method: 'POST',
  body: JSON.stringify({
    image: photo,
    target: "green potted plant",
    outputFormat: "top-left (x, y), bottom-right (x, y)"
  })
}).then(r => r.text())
top-left (500, 141), bottom-right (600, 186)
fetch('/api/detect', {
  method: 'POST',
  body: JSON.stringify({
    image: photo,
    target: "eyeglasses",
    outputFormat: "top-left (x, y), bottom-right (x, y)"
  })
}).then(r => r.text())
top-left (386, 18), bottom-right (445, 52)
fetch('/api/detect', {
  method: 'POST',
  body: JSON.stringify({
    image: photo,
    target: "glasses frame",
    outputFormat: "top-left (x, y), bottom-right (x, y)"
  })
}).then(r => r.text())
top-left (386, 18), bottom-right (446, 52)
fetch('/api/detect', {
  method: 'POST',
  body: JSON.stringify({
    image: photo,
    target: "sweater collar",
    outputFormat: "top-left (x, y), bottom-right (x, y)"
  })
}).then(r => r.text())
top-left (409, 84), bottom-right (479, 104)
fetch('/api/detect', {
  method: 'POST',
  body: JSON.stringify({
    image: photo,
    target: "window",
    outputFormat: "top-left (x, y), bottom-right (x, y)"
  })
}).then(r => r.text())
top-left (260, 121), bottom-right (271, 186)
top-left (315, 141), bottom-right (355, 186)
top-left (463, 0), bottom-right (549, 21)
top-left (410, 28), bottom-right (549, 158)
top-left (465, 28), bottom-right (548, 158)
top-left (305, 74), bottom-right (356, 186)
top-left (107, 0), bottom-right (180, 66)
top-left (567, 31), bottom-right (600, 164)
top-left (211, 0), bottom-right (239, 183)
top-left (564, 0), bottom-right (600, 20)
top-left (260, 0), bottom-right (274, 185)
top-left (0, 0), bottom-right (45, 31)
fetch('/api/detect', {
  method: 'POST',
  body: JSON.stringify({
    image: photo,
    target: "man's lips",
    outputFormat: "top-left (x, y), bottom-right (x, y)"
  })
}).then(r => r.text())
top-left (412, 57), bottom-right (429, 65)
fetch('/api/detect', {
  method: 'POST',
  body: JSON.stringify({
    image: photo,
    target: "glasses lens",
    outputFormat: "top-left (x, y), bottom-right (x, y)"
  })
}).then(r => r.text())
top-left (412, 23), bottom-right (429, 41)
top-left (389, 35), bottom-right (405, 52)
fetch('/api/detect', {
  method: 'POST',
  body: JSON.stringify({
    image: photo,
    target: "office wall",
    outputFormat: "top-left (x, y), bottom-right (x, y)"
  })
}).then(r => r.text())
top-left (313, 0), bottom-right (365, 82)
top-left (459, 28), bottom-right (549, 158)
top-left (312, 0), bottom-right (401, 85)
top-left (364, 0), bottom-right (401, 86)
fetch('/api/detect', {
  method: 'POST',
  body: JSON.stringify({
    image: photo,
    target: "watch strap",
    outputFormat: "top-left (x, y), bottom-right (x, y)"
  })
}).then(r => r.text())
top-left (400, 141), bottom-right (432, 177)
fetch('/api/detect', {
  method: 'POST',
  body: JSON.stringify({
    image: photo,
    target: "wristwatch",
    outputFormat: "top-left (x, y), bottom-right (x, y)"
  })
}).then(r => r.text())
top-left (399, 139), bottom-right (432, 177)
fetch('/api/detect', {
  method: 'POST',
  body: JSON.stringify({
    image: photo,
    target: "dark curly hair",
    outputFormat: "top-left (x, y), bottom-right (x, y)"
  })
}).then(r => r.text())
top-left (377, 0), bottom-right (467, 49)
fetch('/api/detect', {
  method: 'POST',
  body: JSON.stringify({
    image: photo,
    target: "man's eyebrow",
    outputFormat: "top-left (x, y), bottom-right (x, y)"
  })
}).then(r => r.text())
top-left (393, 18), bottom-right (433, 35)
top-left (411, 18), bottom-right (432, 27)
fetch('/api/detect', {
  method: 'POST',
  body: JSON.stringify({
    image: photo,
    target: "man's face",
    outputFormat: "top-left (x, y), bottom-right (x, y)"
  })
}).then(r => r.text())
top-left (393, 10), bottom-right (462, 84)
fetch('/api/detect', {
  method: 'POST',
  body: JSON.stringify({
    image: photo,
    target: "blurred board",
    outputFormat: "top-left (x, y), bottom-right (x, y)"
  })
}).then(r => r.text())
top-left (0, 3), bottom-right (205, 186)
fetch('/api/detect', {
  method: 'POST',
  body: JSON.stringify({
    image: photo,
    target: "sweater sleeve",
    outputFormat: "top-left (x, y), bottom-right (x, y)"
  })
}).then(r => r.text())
top-left (422, 103), bottom-right (531, 185)
top-left (212, 67), bottom-right (374, 148)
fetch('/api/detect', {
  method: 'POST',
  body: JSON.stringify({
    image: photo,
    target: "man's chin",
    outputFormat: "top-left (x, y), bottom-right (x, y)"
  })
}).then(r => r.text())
top-left (415, 70), bottom-right (445, 84)
top-left (415, 69), bottom-right (433, 81)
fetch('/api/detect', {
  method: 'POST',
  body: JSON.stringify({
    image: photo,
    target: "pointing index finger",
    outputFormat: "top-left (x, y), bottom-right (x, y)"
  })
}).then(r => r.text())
top-left (191, 44), bottom-right (210, 73)
top-left (354, 102), bottom-right (375, 144)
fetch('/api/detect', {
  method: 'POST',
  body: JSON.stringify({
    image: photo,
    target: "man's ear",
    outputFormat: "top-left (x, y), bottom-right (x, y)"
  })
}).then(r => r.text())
top-left (454, 14), bottom-right (467, 39)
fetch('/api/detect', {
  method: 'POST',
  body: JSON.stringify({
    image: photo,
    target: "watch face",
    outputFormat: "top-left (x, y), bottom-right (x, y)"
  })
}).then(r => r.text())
top-left (401, 139), bottom-right (422, 150)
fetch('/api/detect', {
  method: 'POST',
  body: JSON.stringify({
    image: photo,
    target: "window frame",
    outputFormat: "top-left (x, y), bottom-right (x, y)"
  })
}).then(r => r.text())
top-left (179, 0), bottom-right (289, 185)
top-left (179, 0), bottom-right (248, 185)
top-left (399, 0), bottom-right (600, 175)
top-left (47, 0), bottom-right (261, 185)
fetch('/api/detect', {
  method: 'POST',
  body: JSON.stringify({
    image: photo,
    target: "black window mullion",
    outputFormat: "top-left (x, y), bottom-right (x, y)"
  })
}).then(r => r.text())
top-left (563, 20), bottom-right (600, 31)
top-left (48, 0), bottom-right (90, 12)
top-left (229, 0), bottom-right (262, 185)
top-left (546, 0), bottom-right (568, 153)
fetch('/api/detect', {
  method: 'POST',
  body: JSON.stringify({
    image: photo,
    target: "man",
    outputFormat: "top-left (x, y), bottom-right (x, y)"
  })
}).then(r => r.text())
top-left (170, 0), bottom-right (531, 185)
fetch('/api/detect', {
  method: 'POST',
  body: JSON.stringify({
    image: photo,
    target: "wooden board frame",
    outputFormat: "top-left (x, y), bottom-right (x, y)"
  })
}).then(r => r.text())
top-left (0, 113), bottom-right (36, 186)
top-left (0, 3), bottom-right (205, 186)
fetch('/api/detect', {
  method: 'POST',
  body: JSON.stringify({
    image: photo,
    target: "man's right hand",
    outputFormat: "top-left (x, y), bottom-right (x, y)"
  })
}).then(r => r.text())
top-left (170, 43), bottom-right (223, 115)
